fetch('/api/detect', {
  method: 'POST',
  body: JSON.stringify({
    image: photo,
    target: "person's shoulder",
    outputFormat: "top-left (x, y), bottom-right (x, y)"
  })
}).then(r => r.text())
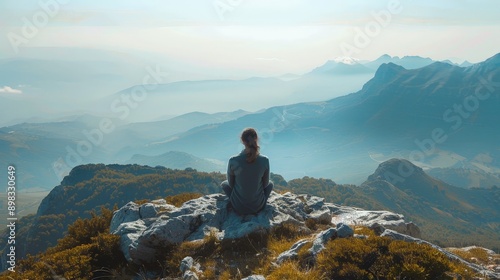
top-left (257, 154), bottom-right (270, 162)
top-left (229, 152), bottom-right (245, 162)
top-left (228, 155), bottom-right (238, 163)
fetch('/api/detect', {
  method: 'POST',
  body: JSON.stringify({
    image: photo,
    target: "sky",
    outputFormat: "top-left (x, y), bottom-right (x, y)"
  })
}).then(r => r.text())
top-left (1, 0), bottom-right (499, 77)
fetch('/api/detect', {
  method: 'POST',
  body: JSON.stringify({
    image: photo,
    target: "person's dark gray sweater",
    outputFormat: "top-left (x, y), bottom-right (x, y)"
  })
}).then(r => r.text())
top-left (227, 151), bottom-right (270, 215)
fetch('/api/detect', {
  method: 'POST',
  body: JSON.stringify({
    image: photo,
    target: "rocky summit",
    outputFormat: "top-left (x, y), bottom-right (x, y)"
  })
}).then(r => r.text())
top-left (109, 191), bottom-right (500, 279)
top-left (110, 191), bottom-right (420, 265)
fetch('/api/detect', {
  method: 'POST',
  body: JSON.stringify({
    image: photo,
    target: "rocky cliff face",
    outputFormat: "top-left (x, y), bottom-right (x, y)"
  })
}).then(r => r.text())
top-left (110, 191), bottom-right (420, 264)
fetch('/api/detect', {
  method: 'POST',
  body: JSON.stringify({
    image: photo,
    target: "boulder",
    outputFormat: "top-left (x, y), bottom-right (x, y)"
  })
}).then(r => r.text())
top-left (276, 223), bottom-right (354, 265)
top-left (336, 222), bottom-right (354, 238)
top-left (310, 227), bottom-right (337, 255)
top-left (331, 209), bottom-right (421, 238)
top-left (276, 239), bottom-right (310, 264)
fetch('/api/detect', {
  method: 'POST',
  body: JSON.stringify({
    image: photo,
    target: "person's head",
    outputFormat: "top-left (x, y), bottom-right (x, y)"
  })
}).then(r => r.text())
top-left (241, 127), bottom-right (260, 163)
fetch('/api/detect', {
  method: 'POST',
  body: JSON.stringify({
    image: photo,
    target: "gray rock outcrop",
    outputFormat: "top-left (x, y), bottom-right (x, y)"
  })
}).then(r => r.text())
top-left (331, 209), bottom-right (421, 238)
top-left (110, 191), bottom-right (420, 265)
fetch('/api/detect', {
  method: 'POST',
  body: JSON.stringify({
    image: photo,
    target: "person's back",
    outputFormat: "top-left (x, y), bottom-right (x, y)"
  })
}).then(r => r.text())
top-left (221, 128), bottom-right (274, 215)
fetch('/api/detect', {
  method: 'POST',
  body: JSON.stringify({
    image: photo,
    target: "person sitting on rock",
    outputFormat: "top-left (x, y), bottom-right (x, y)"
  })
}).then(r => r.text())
top-left (221, 127), bottom-right (274, 215)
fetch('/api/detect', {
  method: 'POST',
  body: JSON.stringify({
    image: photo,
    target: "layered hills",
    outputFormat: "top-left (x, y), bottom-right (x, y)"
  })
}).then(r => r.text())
top-left (142, 53), bottom-right (500, 182)
top-left (2, 53), bottom-right (498, 191)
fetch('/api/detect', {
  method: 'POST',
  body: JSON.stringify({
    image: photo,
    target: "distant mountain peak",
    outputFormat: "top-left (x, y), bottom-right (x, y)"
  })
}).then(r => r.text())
top-left (371, 54), bottom-right (393, 64)
top-left (425, 61), bottom-right (456, 70)
top-left (373, 62), bottom-right (405, 80)
top-left (363, 54), bottom-right (437, 70)
top-left (367, 158), bottom-right (426, 183)
top-left (333, 56), bottom-right (360, 65)
top-left (483, 52), bottom-right (500, 65)
top-left (441, 59), bottom-right (456, 65)
top-left (308, 57), bottom-right (372, 75)
top-left (459, 60), bottom-right (473, 67)
top-left (465, 52), bottom-right (500, 73)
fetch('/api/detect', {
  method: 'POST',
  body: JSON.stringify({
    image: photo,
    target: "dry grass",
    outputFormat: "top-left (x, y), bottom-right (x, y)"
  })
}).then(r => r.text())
top-left (267, 236), bottom-right (303, 259)
top-left (166, 192), bottom-right (204, 207)
top-left (276, 189), bottom-right (292, 195)
top-left (134, 198), bottom-right (150, 205)
top-left (266, 261), bottom-right (324, 280)
top-left (447, 246), bottom-right (497, 265)
top-left (305, 218), bottom-right (318, 230)
top-left (267, 222), bottom-right (312, 259)
top-left (155, 222), bottom-right (314, 279)
top-left (128, 222), bottom-right (487, 280)
top-left (354, 225), bottom-right (377, 237)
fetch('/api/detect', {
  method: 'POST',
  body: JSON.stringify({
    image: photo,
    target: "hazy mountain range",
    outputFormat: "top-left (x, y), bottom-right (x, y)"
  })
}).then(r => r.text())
top-left (0, 47), bottom-right (476, 126)
top-left (428, 167), bottom-right (500, 189)
top-left (0, 52), bottom-right (498, 191)
top-left (136, 53), bottom-right (500, 183)
top-left (126, 151), bottom-right (225, 172)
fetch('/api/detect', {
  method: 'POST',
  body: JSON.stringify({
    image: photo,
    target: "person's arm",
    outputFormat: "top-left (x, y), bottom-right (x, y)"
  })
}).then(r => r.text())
top-left (227, 158), bottom-right (236, 188)
top-left (262, 157), bottom-right (270, 187)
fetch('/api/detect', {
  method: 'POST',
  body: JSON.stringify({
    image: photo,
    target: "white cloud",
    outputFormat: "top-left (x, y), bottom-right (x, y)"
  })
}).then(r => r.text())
top-left (0, 86), bottom-right (22, 94)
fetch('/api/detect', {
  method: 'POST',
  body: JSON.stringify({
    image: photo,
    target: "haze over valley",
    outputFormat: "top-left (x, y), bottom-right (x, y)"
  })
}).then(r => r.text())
top-left (1, 52), bottom-right (499, 191)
